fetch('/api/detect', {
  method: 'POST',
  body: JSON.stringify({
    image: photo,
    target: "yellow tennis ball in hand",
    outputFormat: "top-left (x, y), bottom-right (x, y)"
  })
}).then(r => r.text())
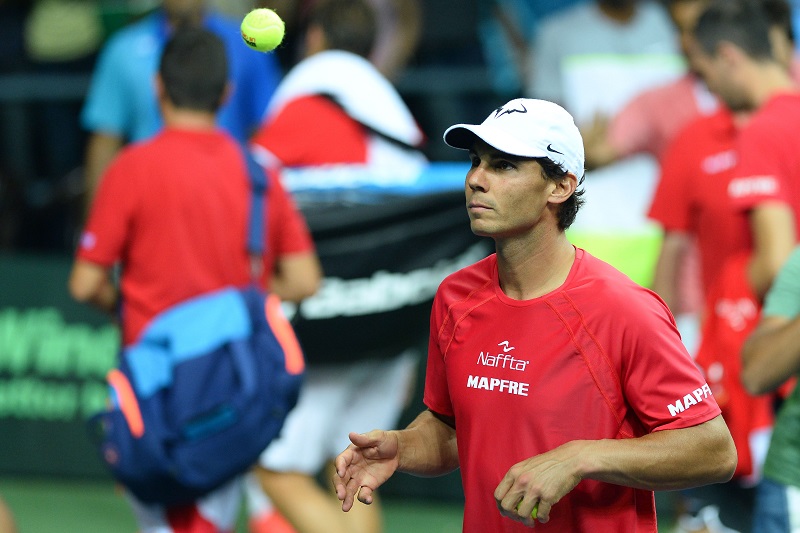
top-left (515, 501), bottom-right (539, 520)
top-left (241, 8), bottom-right (285, 52)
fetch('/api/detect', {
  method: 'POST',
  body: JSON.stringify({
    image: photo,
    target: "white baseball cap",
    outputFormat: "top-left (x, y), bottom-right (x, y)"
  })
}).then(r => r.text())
top-left (443, 98), bottom-right (585, 179)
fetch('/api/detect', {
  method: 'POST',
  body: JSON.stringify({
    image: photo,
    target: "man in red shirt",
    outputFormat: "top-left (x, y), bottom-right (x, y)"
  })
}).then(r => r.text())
top-left (68, 28), bottom-right (321, 533)
top-left (332, 98), bottom-right (736, 532)
top-left (646, 1), bottom-right (800, 528)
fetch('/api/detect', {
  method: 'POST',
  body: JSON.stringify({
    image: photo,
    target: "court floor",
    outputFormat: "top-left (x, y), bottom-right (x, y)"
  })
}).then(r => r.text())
top-left (0, 477), bottom-right (464, 533)
top-left (0, 477), bottom-right (683, 532)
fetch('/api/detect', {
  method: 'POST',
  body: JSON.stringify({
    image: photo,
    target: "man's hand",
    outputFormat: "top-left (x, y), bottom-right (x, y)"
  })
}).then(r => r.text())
top-left (333, 430), bottom-right (400, 512)
top-left (494, 440), bottom-right (585, 526)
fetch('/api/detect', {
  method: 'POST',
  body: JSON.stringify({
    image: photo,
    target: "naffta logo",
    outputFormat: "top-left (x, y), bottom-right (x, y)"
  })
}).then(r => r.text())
top-left (494, 102), bottom-right (527, 118)
top-left (477, 342), bottom-right (529, 371)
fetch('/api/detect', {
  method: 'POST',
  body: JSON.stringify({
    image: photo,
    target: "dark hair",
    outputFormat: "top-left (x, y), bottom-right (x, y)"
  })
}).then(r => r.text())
top-left (693, 0), bottom-right (774, 60)
top-left (536, 157), bottom-right (585, 231)
top-left (310, 0), bottom-right (376, 58)
top-left (159, 27), bottom-right (228, 112)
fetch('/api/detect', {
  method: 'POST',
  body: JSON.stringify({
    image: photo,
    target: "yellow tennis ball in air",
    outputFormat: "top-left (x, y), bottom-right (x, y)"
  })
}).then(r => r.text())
top-left (241, 8), bottom-right (285, 52)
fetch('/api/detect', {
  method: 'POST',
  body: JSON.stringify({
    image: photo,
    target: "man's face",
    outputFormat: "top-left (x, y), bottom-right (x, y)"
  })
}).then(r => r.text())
top-left (464, 140), bottom-right (557, 240)
top-left (691, 43), bottom-right (751, 112)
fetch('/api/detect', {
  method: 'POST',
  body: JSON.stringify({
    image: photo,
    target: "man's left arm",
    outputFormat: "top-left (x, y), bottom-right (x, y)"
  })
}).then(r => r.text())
top-left (495, 415), bottom-right (735, 525)
top-left (68, 260), bottom-right (117, 315)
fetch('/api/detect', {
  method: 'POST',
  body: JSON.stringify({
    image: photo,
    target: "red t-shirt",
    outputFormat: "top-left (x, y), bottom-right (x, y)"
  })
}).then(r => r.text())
top-left (727, 93), bottom-right (800, 224)
top-left (251, 94), bottom-right (368, 166)
top-left (648, 108), bottom-right (750, 304)
top-left (424, 249), bottom-right (721, 533)
top-left (77, 128), bottom-right (315, 345)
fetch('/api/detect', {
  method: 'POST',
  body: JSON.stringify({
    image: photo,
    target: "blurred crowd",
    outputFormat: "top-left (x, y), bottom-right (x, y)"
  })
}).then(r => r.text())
top-left (3, 1), bottom-right (800, 532)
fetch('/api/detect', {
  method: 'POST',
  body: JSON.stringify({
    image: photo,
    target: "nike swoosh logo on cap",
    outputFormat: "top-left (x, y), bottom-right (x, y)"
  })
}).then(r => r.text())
top-left (546, 144), bottom-right (563, 155)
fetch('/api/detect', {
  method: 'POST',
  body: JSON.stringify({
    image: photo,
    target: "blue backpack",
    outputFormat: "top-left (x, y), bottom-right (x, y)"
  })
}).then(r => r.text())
top-left (87, 152), bottom-right (304, 505)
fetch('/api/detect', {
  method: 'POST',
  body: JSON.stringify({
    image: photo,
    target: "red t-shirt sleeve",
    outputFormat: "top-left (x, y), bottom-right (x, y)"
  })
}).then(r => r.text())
top-left (251, 95), bottom-right (368, 166)
top-left (616, 287), bottom-right (721, 431)
top-left (77, 151), bottom-right (140, 266)
top-left (423, 290), bottom-right (455, 418)
top-left (260, 168), bottom-right (316, 284)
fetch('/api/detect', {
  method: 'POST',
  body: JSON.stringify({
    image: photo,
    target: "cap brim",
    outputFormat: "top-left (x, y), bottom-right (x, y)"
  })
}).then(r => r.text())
top-left (443, 124), bottom-right (547, 158)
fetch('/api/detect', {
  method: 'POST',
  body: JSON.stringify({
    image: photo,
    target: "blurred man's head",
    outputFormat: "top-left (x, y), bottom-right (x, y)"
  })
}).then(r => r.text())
top-left (305, 0), bottom-right (376, 58)
top-left (599, 0), bottom-right (636, 10)
top-left (158, 27), bottom-right (228, 113)
top-left (691, 0), bottom-right (774, 111)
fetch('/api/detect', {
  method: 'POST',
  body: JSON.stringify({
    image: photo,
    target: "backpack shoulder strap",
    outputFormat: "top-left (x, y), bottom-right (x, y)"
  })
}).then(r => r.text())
top-left (243, 148), bottom-right (269, 279)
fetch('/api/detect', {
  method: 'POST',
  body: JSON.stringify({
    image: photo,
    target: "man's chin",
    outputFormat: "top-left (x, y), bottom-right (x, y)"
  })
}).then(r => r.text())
top-left (469, 223), bottom-right (493, 238)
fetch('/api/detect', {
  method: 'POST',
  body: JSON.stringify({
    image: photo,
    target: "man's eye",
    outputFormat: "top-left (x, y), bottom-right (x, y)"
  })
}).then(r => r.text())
top-left (496, 161), bottom-right (514, 170)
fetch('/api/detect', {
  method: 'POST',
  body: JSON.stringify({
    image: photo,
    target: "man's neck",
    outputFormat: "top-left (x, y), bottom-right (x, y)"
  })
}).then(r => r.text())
top-left (162, 107), bottom-right (217, 131)
top-left (749, 62), bottom-right (798, 108)
top-left (494, 231), bottom-right (576, 301)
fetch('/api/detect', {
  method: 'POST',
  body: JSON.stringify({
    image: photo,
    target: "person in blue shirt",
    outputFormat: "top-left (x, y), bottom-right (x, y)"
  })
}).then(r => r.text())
top-left (80, 0), bottom-right (281, 207)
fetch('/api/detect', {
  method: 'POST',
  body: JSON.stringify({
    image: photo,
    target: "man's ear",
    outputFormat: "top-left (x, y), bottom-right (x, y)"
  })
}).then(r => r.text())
top-left (717, 40), bottom-right (745, 67)
top-left (549, 172), bottom-right (578, 205)
top-left (154, 73), bottom-right (166, 102)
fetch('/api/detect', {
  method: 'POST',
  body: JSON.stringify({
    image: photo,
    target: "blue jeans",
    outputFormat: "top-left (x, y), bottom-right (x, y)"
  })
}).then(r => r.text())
top-left (752, 477), bottom-right (797, 533)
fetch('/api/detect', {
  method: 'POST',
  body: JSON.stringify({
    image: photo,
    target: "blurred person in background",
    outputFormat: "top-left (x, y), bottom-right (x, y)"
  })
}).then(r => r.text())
top-left (69, 27), bottom-right (320, 533)
top-left (525, 0), bottom-right (678, 108)
top-left (742, 245), bottom-right (800, 533)
top-left (79, 0), bottom-right (282, 208)
top-left (249, 1), bottom-right (427, 532)
top-left (648, 0), bottom-right (800, 323)
top-left (648, 0), bottom-right (800, 529)
top-left (476, 0), bottom-right (589, 97)
top-left (80, 6), bottom-right (287, 527)
top-left (521, 0), bottom-right (682, 331)
top-left (581, 0), bottom-right (716, 171)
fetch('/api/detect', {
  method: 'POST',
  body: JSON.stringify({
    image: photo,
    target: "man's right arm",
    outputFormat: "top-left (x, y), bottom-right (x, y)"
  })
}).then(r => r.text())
top-left (68, 259), bottom-right (117, 315)
top-left (747, 202), bottom-right (796, 300)
top-left (396, 410), bottom-right (459, 477)
top-left (83, 132), bottom-right (123, 212)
